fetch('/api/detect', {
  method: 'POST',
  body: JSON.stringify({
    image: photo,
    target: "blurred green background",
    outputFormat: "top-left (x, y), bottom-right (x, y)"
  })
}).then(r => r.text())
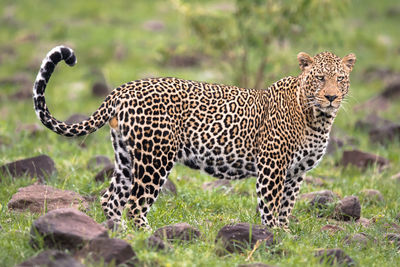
top-left (0, 0), bottom-right (399, 266)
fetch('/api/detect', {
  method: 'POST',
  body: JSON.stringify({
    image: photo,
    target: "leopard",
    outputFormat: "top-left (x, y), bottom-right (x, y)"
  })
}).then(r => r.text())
top-left (33, 46), bottom-right (355, 229)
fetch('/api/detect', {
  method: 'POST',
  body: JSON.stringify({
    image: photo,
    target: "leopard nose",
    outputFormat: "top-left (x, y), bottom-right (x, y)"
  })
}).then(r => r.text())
top-left (324, 95), bottom-right (337, 102)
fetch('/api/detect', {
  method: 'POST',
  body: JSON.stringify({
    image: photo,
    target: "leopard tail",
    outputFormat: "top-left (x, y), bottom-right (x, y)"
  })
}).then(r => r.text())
top-left (33, 46), bottom-right (117, 137)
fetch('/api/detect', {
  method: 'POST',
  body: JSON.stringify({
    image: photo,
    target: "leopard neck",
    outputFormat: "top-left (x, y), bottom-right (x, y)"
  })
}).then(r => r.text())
top-left (295, 77), bottom-right (337, 136)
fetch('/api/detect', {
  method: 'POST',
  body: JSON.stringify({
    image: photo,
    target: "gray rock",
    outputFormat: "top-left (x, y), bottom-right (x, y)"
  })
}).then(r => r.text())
top-left (94, 165), bottom-right (114, 182)
top-left (16, 123), bottom-right (43, 136)
top-left (30, 208), bottom-right (108, 250)
top-left (0, 154), bottom-right (56, 182)
top-left (359, 189), bottom-right (384, 203)
top-left (334, 196), bottom-right (361, 221)
top-left (314, 248), bottom-right (355, 266)
top-left (76, 237), bottom-right (136, 265)
top-left (202, 180), bottom-right (232, 192)
top-left (91, 82), bottom-right (109, 97)
top-left (321, 224), bottom-right (344, 234)
top-left (86, 155), bottom-right (112, 171)
top-left (215, 223), bottom-right (274, 255)
top-left (304, 176), bottom-right (326, 187)
top-left (161, 179), bottom-right (177, 195)
top-left (152, 222), bottom-right (201, 243)
top-left (17, 250), bottom-right (84, 267)
top-left (340, 150), bottom-right (389, 171)
top-left (8, 184), bottom-right (89, 213)
top-left (385, 233), bottom-right (400, 248)
top-left (146, 235), bottom-right (173, 251)
top-left (344, 233), bottom-right (370, 247)
top-left (299, 190), bottom-right (338, 202)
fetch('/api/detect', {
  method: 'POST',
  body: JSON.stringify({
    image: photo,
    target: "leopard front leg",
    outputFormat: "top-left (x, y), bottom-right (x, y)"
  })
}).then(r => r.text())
top-left (256, 151), bottom-right (287, 228)
top-left (278, 173), bottom-right (305, 227)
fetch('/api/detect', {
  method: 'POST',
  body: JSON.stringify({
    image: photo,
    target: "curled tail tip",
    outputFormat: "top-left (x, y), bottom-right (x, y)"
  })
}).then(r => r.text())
top-left (47, 45), bottom-right (77, 67)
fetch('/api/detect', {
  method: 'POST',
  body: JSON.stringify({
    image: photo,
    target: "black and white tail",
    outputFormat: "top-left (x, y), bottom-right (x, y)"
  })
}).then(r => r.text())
top-left (33, 46), bottom-right (116, 137)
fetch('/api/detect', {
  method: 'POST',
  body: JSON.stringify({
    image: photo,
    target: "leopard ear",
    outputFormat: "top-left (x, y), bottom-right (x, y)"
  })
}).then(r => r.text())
top-left (342, 53), bottom-right (356, 71)
top-left (297, 52), bottom-right (314, 71)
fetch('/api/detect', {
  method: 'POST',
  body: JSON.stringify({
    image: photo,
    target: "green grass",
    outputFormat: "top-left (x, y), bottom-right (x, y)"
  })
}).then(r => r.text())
top-left (1, 0), bottom-right (400, 266)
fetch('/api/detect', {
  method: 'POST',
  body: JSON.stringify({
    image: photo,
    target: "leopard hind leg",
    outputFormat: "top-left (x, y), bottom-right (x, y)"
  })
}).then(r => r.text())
top-left (101, 129), bottom-right (132, 224)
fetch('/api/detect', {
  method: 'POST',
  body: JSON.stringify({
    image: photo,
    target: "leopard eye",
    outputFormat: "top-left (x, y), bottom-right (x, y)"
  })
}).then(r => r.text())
top-left (316, 75), bottom-right (325, 81)
top-left (337, 76), bottom-right (345, 82)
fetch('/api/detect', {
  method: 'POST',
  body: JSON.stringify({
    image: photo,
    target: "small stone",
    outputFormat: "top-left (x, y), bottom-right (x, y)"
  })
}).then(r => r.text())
top-left (354, 114), bottom-right (392, 131)
top-left (359, 189), bottom-right (384, 203)
top-left (326, 137), bottom-right (344, 155)
top-left (202, 180), bottom-right (232, 192)
top-left (94, 165), bottom-right (114, 182)
top-left (391, 172), bottom-right (400, 182)
top-left (344, 233), bottom-right (369, 247)
top-left (102, 219), bottom-right (120, 232)
top-left (30, 208), bottom-right (108, 250)
top-left (215, 223), bottom-right (274, 255)
top-left (321, 224), bottom-right (344, 234)
top-left (146, 235), bottom-right (173, 251)
top-left (65, 114), bottom-right (88, 124)
top-left (238, 263), bottom-right (276, 267)
top-left (334, 196), bottom-right (361, 221)
top-left (8, 184), bottom-right (89, 213)
top-left (314, 248), bottom-right (355, 266)
top-left (153, 223), bottom-right (201, 243)
top-left (75, 237), bottom-right (136, 265)
top-left (304, 176), bottom-right (326, 187)
top-left (142, 20), bottom-right (165, 32)
top-left (0, 154), bottom-right (56, 182)
top-left (369, 123), bottom-right (400, 144)
top-left (87, 155), bottom-right (112, 171)
top-left (16, 123), bottom-right (43, 136)
top-left (17, 250), bottom-right (84, 267)
top-left (299, 190), bottom-right (338, 202)
top-left (91, 82), bottom-right (109, 97)
top-left (160, 179), bottom-right (177, 195)
top-left (340, 150), bottom-right (389, 171)
top-left (357, 217), bottom-right (372, 228)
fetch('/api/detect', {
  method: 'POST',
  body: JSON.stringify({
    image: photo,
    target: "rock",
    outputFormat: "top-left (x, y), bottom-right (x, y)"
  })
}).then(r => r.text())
top-left (340, 150), bottom-right (389, 171)
top-left (16, 123), bottom-right (43, 136)
top-left (8, 184), bottom-right (89, 213)
top-left (314, 248), bottom-right (355, 266)
top-left (202, 180), bottom-right (232, 192)
top-left (146, 235), bottom-right (173, 251)
top-left (75, 237), bottom-right (136, 265)
top-left (321, 224), bottom-right (344, 234)
top-left (160, 179), bottom-right (177, 195)
top-left (238, 264), bottom-right (275, 267)
top-left (353, 96), bottom-right (391, 113)
top-left (0, 155), bottom-right (56, 182)
top-left (30, 208), bottom-right (108, 250)
top-left (142, 20), bottom-right (165, 32)
top-left (359, 189), bottom-right (384, 203)
top-left (354, 114), bottom-right (393, 131)
top-left (215, 223), bottom-right (274, 255)
top-left (152, 223), bottom-right (201, 243)
top-left (1, 73), bottom-right (33, 100)
top-left (87, 155), bottom-right (112, 171)
top-left (334, 196), bottom-right (361, 221)
top-left (304, 176), bottom-right (326, 187)
top-left (91, 82), bottom-right (109, 97)
top-left (385, 233), bottom-right (400, 248)
top-left (380, 78), bottom-right (400, 99)
top-left (102, 219), bottom-right (120, 231)
top-left (357, 217), bottom-right (373, 228)
top-left (17, 250), bottom-right (84, 267)
top-left (391, 172), bottom-right (400, 182)
top-left (344, 233), bottom-right (369, 247)
top-left (94, 165), bottom-right (114, 182)
top-left (369, 123), bottom-right (400, 144)
top-left (299, 190), bottom-right (338, 202)
top-left (326, 137), bottom-right (344, 155)
top-left (65, 114), bottom-right (88, 124)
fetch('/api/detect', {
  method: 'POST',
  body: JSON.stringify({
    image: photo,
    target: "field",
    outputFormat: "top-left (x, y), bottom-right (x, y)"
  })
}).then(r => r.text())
top-left (0, 0), bottom-right (399, 266)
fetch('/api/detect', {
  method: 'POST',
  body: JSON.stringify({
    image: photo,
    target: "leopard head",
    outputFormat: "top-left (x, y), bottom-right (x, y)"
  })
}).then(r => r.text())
top-left (297, 51), bottom-right (356, 114)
